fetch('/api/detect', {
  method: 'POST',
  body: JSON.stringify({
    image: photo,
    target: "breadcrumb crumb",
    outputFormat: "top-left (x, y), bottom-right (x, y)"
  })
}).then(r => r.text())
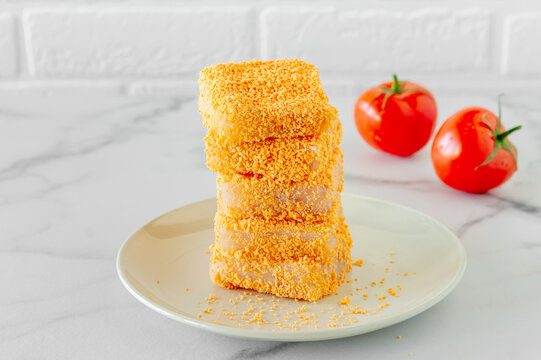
top-left (338, 297), bottom-right (351, 306)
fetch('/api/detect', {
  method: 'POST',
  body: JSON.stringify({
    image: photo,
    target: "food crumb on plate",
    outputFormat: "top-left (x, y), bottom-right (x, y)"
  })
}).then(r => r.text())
top-left (338, 296), bottom-right (351, 305)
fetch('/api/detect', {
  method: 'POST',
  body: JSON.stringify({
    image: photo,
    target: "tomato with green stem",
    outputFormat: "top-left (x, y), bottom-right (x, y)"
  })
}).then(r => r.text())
top-left (431, 96), bottom-right (521, 193)
top-left (353, 74), bottom-right (437, 156)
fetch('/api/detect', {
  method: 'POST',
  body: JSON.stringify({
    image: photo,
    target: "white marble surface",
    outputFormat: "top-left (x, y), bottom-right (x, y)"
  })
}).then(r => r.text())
top-left (1, 88), bottom-right (540, 359)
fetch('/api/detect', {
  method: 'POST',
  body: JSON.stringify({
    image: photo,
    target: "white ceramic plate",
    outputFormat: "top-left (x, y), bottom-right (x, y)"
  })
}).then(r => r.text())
top-left (117, 194), bottom-right (466, 341)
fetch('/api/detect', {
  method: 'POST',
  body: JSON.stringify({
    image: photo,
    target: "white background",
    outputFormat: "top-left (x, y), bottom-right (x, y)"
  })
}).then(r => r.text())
top-left (0, 0), bottom-right (540, 96)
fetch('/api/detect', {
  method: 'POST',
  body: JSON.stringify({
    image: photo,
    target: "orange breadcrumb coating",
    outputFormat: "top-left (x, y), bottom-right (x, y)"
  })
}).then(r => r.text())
top-left (202, 59), bottom-right (352, 301)
top-left (218, 179), bottom-right (341, 222)
top-left (217, 148), bottom-right (343, 221)
top-left (214, 210), bottom-right (350, 264)
top-left (210, 222), bottom-right (352, 301)
top-left (199, 59), bottom-right (337, 143)
top-left (205, 118), bottom-right (342, 182)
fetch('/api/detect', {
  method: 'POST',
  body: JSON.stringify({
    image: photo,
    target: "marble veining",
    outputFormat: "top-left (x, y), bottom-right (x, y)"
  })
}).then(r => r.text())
top-left (1, 90), bottom-right (540, 359)
top-left (228, 343), bottom-right (295, 360)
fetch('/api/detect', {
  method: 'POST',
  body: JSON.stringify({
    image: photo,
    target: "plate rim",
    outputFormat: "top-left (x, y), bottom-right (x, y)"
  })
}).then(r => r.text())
top-left (117, 193), bottom-right (467, 342)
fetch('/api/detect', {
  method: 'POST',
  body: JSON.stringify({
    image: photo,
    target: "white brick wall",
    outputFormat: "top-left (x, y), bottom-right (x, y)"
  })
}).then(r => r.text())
top-left (24, 9), bottom-right (254, 76)
top-left (262, 8), bottom-right (490, 73)
top-left (0, 2), bottom-right (538, 94)
top-left (503, 14), bottom-right (541, 75)
top-left (0, 14), bottom-right (17, 77)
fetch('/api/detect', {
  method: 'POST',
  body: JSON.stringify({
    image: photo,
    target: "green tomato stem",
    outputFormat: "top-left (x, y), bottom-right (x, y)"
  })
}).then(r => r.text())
top-left (476, 96), bottom-right (521, 170)
top-left (391, 74), bottom-right (402, 94)
top-left (496, 125), bottom-right (522, 142)
top-left (376, 74), bottom-right (428, 110)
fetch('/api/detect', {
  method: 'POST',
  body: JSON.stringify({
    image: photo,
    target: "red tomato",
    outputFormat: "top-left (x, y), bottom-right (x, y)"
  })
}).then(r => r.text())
top-left (354, 74), bottom-right (437, 156)
top-left (431, 101), bottom-right (521, 193)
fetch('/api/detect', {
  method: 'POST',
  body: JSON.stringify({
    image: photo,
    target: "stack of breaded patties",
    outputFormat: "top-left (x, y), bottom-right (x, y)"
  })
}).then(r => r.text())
top-left (199, 59), bottom-right (352, 301)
